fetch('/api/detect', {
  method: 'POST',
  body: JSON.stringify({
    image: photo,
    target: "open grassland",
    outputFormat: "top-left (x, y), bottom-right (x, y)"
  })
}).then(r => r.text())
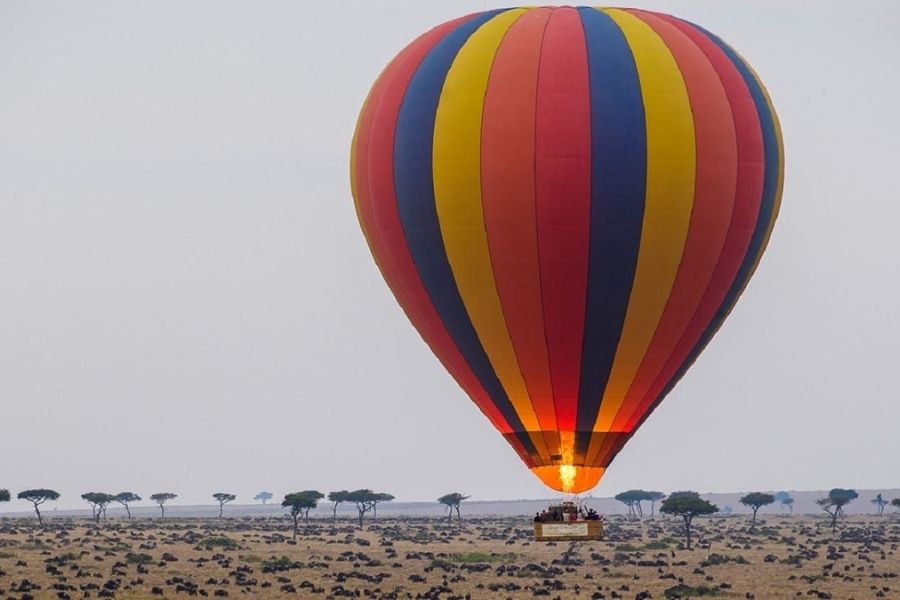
top-left (0, 515), bottom-right (897, 599)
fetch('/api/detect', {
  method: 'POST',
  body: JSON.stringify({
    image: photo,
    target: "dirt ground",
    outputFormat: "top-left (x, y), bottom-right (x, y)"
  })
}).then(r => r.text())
top-left (0, 514), bottom-right (897, 599)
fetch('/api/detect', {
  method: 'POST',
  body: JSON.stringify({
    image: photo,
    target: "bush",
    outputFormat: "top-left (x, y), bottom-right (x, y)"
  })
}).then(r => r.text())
top-left (261, 556), bottom-right (303, 572)
top-left (202, 537), bottom-right (239, 549)
top-left (126, 553), bottom-right (153, 565)
top-left (452, 552), bottom-right (516, 563)
top-left (665, 584), bottom-right (722, 598)
top-left (701, 553), bottom-right (749, 567)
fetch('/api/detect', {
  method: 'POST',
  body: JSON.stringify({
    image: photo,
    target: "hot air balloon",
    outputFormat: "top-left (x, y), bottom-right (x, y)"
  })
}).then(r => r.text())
top-left (351, 6), bottom-right (783, 495)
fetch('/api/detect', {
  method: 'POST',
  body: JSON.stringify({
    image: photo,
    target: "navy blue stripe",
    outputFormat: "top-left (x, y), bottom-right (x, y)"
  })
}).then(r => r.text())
top-left (574, 8), bottom-right (647, 454)
top-left (632, 23), bottom-right (780, 432)
top-left (392, 9), bottom-right (538, 459)
top-left (698, 27), bottom-right (779, 322)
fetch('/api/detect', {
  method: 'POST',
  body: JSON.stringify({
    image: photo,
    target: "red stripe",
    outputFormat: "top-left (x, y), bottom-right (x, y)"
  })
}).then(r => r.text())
top-left (595, 433), bottom-right (631, 468)
top-left (534, 7), bottom-right (592, 433)
top-left (612, 10), bottom-right (737, 430)
top-left (621, 14), bottom-right (766, 431)
top-left (353, 14), bottom-right (516, 436)
top-left (481, 8), bottom-right (557, 436)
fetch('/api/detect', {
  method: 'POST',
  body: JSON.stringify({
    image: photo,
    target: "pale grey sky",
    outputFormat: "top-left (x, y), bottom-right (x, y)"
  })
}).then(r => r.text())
top-left (1, 1), bottom-right (898, 511)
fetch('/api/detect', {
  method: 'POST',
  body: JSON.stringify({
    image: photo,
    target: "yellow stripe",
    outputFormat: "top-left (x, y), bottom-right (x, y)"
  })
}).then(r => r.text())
top-left (593, 8), bottom-right (696, 432)
top-left (431, 9), bottom-right (547, 448)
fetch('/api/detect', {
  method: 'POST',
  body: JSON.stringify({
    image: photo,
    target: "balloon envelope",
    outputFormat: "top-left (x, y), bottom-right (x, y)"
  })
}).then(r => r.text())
top-left (351, 7), bottom-right (783, 494)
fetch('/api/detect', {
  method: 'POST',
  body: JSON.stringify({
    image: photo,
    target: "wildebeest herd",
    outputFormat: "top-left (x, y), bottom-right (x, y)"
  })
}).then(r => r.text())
top-left (0, 513), bottom-right (897, 599)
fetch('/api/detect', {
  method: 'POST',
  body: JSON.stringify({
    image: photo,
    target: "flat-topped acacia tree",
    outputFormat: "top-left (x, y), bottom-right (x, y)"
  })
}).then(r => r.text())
top-left (371, 493), bottom-right (394, 519)
top-left (150, 493), bottom-right (177, 518)
top-left (18, 489), bottom-right (60, 527)
top-left (660, 491), bottom-right (718, 550)
top-left (0, 489), bottom-right (9, 503)
top-left (328, 490), bottom-right (349, 521)
top-left (817, 488), bottom-right (858, 533)
top-left (614, 490), bottom-right (642, 520)
top-left (613, 489), bottom-right (662, 519)
top-left (872, 494), bottom-right (889, 516)
top-left (774, 491), bottom-right (794, 513)
top-left (437, 493), bottom-right (469, 524)
top-left (295, 491), bottom-right (324, 523)
top-left (254, 491), bottom-right (273, 505)
top-left (282, 492), bottom-right (321, 539)
top-left (343, 490), bottom-right (395, 525)
top-left (115, 492), bottom-right (141, 518)
top-left (213, 493), bottom-right (236, 518)
top-left (740, 492), bottom-right (775, 530)
top-left (81, 492), bottom-right (115, 524)
top-left (346, 489), bottom-right (376, 527)
top-left (646, 491), bottom-right (666, 517)
top-left (632, 490), bottom-right (662, 518)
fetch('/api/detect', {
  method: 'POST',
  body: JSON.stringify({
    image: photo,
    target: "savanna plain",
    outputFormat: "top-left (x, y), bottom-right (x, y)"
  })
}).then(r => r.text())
top-left (1, 514), bottom-right (898, 600)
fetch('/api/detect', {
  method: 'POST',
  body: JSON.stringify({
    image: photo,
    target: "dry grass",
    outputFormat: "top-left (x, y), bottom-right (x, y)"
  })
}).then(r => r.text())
top-left (0, 514), bottom-right (897, 598)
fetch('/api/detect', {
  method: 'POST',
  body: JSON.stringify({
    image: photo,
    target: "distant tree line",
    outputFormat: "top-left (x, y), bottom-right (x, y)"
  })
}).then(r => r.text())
top-left (2, 485), bottom-right (897, 543)
top-left (0, 486), bottom-right (469, 542)
top-left (0, 487), bottom-right (398, 530)
top-left (604, 487), bottom-right (900, 547)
